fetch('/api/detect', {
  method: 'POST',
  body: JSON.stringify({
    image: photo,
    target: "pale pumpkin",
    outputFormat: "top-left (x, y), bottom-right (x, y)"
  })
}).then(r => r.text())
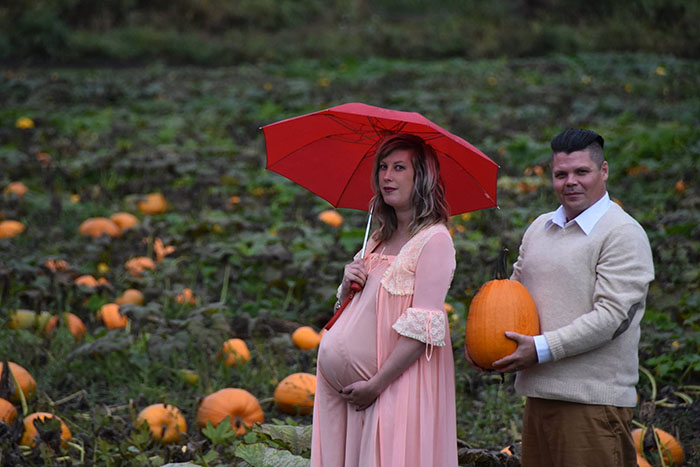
top-left (274, 372), bottom-right (316, 415)
top-left (219, 338), bottom-right (251, 366)
top-left (44, 313), bottom-right (87, 341)
top-left (97, 303), bottom-right (128, 330)
top-left (20, 412), bottom-right (72, 447)
top-left (465, 279), bottom-right (539, 370)
top-left (632, 427), bottom-right (684, 466)
top-left (196, 388), bottom-right (264, 435)
top-left (110, 212), bottom-right (139, 231)
top-left (137, 193), bottom-right (168, 215)
top-left (0, 361), bottom-right (36, 403)
top-left (0, 220), bottom-right (25, 239)
top-left (136, 403), bottom-right (187, 444)
top-left (0, 398), bottom-right (17, 424)
top-left (78, 217), bottom-right (122, 238)
top-left (115, 288), bottom-right (145, 306)
top-left (291, 326), bottom-right (321, 350)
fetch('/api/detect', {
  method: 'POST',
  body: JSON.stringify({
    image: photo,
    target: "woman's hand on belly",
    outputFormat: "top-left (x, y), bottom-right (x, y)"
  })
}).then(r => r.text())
top-left (339, 379), bottom-right (380, 411)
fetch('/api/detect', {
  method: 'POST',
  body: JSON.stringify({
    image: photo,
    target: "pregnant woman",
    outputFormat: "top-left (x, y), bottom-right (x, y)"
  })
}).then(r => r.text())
top-left (311, 133), bottom-right (458, 467)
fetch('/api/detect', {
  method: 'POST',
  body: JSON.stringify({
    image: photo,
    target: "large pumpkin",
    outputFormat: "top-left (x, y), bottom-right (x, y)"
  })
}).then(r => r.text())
top-left (274, 372), bottom-right (316, 415)
top-left (136, 403), bottom-right (187, 444)
top-left (0, 398), bottom-right (17, 424)
top-left (20, 412), bottom-right (72, 447)
top-left (0, 361), bottom-right (37, 403)
top-left (196, 388), bottom-right (264, 435)
top-left (0, 220), bottom-right (25, 239)
top-left (465, 279), bottom-right (539, 370)
top-left (632, 427), bottom-right (684, 466)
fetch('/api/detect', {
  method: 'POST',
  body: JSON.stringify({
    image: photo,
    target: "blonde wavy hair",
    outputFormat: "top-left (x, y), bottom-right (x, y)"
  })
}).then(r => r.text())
top-left (370, 133), bottom-right (449, 242)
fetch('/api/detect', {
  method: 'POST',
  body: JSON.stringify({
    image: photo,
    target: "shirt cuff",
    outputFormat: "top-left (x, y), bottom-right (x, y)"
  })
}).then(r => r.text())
top-left (392, 307), bottom-right (446, 347)
top-left (534, 334), bottom-right (552, 363)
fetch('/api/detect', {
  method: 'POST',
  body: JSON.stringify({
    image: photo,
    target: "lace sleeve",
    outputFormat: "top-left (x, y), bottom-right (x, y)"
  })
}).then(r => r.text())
top-left (392, 307), bottom-right (446, 350)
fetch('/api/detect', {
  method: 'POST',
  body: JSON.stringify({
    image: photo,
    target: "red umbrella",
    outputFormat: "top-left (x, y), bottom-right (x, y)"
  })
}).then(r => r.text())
top-left (262, 102), bottom-right (499, 329)
top-left (262, 102), bottom-right (498, 216)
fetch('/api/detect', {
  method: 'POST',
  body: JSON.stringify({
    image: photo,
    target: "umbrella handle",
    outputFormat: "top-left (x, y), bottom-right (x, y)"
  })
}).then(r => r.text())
top-left (324, 282), bottom-right (363, 330)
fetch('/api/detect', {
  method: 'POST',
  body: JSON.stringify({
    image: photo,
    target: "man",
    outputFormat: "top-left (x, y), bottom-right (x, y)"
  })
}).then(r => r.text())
top-left (492, 128), bottom-right (654, 466)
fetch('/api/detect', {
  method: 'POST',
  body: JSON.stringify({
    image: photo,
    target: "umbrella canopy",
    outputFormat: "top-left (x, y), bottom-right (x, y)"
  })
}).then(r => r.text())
top-left (262, 102), bottom-right (498, 215)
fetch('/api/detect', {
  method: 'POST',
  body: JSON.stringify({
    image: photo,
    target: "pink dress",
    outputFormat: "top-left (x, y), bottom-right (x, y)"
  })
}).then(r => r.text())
top-left (311, 224), bottom-right (458, 467)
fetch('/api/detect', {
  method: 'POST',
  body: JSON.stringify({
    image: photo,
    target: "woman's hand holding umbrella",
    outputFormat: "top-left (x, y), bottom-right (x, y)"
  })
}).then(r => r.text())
top-left (324, 259), bottom-right (366, 330)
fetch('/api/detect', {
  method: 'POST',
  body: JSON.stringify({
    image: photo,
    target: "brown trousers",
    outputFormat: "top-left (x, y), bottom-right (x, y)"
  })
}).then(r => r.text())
top-left (522, 397), bottom-right (637, 467)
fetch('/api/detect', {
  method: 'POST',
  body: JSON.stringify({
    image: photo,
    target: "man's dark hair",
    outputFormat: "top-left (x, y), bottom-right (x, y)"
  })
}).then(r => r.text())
top-left (551, 128), bottom-right (605, 167)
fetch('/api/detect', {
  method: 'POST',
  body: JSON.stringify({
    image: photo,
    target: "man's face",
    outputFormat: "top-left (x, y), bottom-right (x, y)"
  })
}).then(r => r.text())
top-left (552, 149), bottom-right (608, 220)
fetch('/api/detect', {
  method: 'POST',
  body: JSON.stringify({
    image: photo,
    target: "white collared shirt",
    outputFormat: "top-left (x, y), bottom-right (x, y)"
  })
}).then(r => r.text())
top-left (534, 192), bottom-right (613, 363)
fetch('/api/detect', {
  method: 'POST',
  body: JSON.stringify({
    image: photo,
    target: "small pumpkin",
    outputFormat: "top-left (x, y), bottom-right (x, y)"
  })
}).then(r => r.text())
top-left (44, 313), bottom-right (87, 341)
top-left (125, 257), bottom-right (156, 277)
top-left (318, 209), bottom-right (343, 227)
top-left (74, 275), bottom-right (100, 287)
top-left (115, 288), bottom-right (145, 306)
top-left (110, 212), bottom-right (139, 231)
top-left (219, 338), bottom-right (250, 366)
top-left (632, 427), bottom-right (684, 466)
top-left (7, 309), bottom-right (40, 330)
top-left (0, 398), bottom-right (17, 424)
top-left (196, 388), bottom-right (264, 435)
top-left (291, 326), bottom-right (321, 350)
top-left (20, 412), bottom-right (72, 447)
top-left (137, 193), bottom-right (168, 215)
top-left (176, 288), bottom-right (196, 305)
top-left (273, 372), bottom-right (316, 415)
top-left (97, 303), bottom-right (128, 330)
top-left (78, 217), bottom-right (122, 238)
top-left (0, 361), bottom-right (37, 403)
top-left (4, 181), bottom-right (28, 197)
top-left (465, 279), bottom-right (539, 370)
top-left (0, 220), bottom-right (25, 239)
top-left (136, 403), bottom-right (187, 444)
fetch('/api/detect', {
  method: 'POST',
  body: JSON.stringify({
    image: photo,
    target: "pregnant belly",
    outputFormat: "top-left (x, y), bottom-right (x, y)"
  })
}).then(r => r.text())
top-left (317, 328), bottom-right (377, 391)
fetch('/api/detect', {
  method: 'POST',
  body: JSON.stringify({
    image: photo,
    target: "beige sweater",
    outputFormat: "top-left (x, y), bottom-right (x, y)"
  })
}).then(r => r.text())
top-left (512, 203), bottom-right (654, 407)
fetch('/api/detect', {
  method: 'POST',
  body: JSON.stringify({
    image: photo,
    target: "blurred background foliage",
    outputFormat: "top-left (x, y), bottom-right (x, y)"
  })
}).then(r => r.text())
top-left (1, 0), bottom-right (698, 65)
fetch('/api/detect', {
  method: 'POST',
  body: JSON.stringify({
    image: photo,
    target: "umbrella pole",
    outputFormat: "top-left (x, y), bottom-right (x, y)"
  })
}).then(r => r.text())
top-left (360, 204), bottom-right (374, 259)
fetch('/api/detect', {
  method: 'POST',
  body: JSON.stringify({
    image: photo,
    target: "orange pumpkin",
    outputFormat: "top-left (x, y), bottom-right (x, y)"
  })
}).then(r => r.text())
top-left (125, 257), bottom-right (156, 277)
top-left (176, 288), bottom-right (196, 305)
top-left (97, 303), bottom-right (128, 330)
top-left (136, 403), bottom-right (187, 444)
top-left (0, 361), bottom-right (36, 403)
top-left (219, 338), bottom-right (251, 366)
top-left (115, 288), bottom-right (145, 306)
top-left (44, 313), bottom-right (87, 341)
top-left (0, 398), bottom-right (17, 424)
top-left (632, 427), bottom-right (684, 466)
top-left (110, 212), bottom-right (139, 231)
top-left (274, 372), bottom-right (316, 415)
top-left (318, 210), bottom-right (343, 227)
top-left (4, 181), bottom-right (28, 197)
top-left (0, 220), bottom-right (25, 239)
top-left (465, 279), bottom-right (539, 370)
top-left (78, 217), bottom-right (122, 238)
top-left (636, 454), bottom-right (652, 467)
top-left (137, 193), bottom-right (168, 215)
top-left (291, 326), bottom-right (321, 350)
top-left (74, 275), bottom-right (100, 287)
top-left (196, 388), bottom-right (264, 435)
top-left (20, 412), bottom-right (72, 447)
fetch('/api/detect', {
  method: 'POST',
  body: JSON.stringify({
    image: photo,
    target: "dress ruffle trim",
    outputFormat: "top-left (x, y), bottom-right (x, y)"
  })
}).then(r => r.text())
top-left (392, 307), bottom-right (446, 361)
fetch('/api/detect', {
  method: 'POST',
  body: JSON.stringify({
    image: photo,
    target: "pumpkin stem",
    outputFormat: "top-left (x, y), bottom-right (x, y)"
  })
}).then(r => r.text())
top-left (496, 247), bottom-right (509, 280)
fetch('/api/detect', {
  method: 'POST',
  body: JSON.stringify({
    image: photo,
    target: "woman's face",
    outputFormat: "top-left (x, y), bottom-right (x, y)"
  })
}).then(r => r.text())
top-left (378, 149), bottom-right (415, 212)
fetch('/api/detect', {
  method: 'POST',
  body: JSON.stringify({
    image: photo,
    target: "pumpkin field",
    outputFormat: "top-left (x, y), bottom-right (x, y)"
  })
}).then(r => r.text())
top-left (1, 52), bottom-right (699, 466)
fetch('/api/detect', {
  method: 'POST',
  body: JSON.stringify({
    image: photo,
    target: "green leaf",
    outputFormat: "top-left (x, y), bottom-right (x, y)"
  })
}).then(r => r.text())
top-left (235, 443), bottom-right (310, 467)
top-left (201, 418), bottom-right (237, 446)
top-left (255, 424), bottom-right (312, 456)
